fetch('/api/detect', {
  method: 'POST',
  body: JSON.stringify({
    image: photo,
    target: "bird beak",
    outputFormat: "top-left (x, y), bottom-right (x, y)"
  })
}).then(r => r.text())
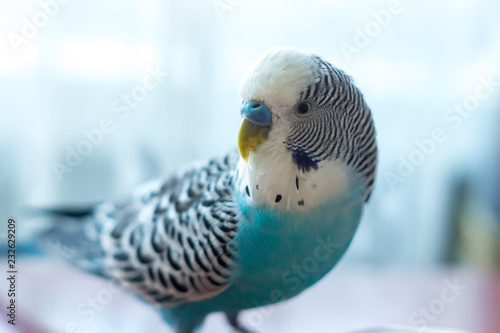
top-left (238, 101), bottom-right (272, 162)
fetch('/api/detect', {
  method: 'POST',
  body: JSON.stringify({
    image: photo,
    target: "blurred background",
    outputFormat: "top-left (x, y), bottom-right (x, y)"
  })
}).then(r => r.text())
top-left (0, 0), bottom-right (499, 332)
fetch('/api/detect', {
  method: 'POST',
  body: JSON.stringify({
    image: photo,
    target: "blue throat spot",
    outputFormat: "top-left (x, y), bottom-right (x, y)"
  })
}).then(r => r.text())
top-left (288, 147), bottom-right (319, 173)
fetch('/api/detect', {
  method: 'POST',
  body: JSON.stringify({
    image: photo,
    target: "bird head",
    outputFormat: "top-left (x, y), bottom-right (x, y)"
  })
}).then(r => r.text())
top-left (237, 46), bottom-right (377, 211)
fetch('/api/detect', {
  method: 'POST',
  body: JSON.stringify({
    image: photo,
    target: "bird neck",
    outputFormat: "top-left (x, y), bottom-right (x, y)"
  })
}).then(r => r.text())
top-left (235, 139), bottom-right (362, 212)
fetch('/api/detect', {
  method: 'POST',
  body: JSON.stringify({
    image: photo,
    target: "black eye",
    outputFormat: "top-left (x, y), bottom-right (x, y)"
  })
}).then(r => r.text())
top-left (296, 102), bottom-right (312, 115)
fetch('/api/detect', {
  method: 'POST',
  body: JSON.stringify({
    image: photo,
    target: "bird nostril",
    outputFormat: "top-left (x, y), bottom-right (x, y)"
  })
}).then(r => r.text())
top-left (252, 103), bottom-right (261, 109)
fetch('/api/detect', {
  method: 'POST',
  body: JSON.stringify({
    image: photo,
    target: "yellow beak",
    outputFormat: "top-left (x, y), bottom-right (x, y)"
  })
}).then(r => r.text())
top-left (237, 118), bottom-right (271, 162)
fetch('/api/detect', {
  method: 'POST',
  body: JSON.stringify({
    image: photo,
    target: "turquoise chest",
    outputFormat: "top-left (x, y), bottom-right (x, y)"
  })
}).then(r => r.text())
top-left (162, 184), bottom-right (365, 327)
top-left (219, 190), bottom-right (364, 310)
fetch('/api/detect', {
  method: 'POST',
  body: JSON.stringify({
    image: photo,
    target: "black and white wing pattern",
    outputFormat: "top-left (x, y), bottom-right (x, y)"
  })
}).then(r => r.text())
top-left (67, 151), bottom-right (240, 307)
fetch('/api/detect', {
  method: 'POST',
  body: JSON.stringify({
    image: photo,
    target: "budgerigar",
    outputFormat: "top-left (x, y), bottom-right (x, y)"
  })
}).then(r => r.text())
top-left (44, 46), bottom-right (377, 333)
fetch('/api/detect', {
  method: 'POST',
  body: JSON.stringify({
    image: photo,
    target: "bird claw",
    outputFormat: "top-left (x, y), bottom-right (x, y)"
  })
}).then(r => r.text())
top-left (225, 312), bottom-right (255, 333)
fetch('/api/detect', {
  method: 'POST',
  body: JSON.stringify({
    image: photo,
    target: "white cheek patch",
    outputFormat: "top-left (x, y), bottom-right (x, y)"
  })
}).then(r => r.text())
top-left (236, 138), bottom-right (354, 213)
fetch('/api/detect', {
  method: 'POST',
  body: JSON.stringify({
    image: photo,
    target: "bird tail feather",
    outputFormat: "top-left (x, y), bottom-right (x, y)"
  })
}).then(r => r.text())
top-left (30, 204), bottom-right (109, 278)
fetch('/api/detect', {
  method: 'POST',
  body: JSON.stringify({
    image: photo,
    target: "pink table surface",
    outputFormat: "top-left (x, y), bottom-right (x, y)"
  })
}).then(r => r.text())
top-left (1, 258), bottom-right (498, 333)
